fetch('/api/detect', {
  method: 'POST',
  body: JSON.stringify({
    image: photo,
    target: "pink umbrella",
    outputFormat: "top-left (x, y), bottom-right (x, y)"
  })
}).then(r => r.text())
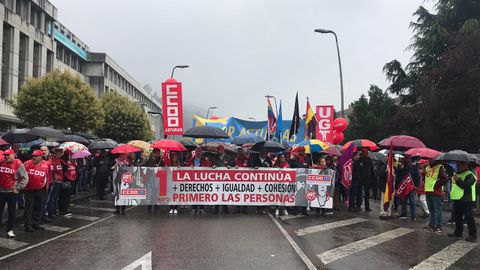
top-left (405, 148), bottom-right (441, 159)
top-left (379, 135), bottom-right (426, 150)
top-left (72, 150), bottom-right (91, 159)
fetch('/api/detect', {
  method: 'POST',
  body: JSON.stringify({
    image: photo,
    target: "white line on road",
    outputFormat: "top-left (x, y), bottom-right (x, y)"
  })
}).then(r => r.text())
top-left (65, 214), bottom-right (100, 221)
top-left (0, 238), bottom-right (29, 250)
top-left (0, 206), bottom-right (138, 261)
top-left (72, 205), bottom-right (116, 212)
top-left (410, 240), bottom-right (478, 270)
top-left (296, 218), bottom-right (367, 236)
top-left (19, 224), bottom-right (70, 233)
top-left (122, 251), bottom-right (152, 270)
top-left (279, 214), bottom-right (306, 221)
top-left (318, 227), bottom-right (413, 265)
top-left (268, 213), bottom-right (317, 270)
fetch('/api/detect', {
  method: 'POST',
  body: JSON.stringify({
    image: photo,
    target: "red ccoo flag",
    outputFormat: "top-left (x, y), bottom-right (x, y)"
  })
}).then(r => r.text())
top-left (384, 142), bottom-right (394, 210)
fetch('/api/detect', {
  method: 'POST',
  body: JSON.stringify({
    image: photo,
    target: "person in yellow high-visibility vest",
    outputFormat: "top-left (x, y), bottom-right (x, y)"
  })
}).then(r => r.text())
top-left (424, 160), bottom-right (448, 233)
top-left (447, 161), bottom-right (477, 242)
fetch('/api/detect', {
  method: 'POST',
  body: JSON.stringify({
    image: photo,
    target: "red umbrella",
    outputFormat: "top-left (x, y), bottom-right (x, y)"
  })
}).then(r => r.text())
top-left (0, 138), bottom-right (9, 146)
top-left (405, 148), bottom-right (441, 159)
top-left (111, 144), bottom-right (142, 154)
top-left (323, 143), bottom-right (342, 156)
top-left (341, 139), bottom-right (378, 151)
top-left (151, 139), bottom-right (187, 151)
top-left (379, 135), bottom-right (426, 150)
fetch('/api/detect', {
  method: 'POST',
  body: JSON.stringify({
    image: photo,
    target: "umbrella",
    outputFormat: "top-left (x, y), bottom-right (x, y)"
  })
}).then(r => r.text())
top-left (180, 139), bottom-right (198, 151)
top-left (57, 135), bottom-right (90, 145)
top-left (59, 142), bottom-right (88, 153)
top-left (151, 139), bottom-right (187, 151)
top-left (74, 132), bottom-right (98, 140)
top-left (89, 140), bottom-right (117, 150)
top-left (29, 127), bottom-right (65, 138)
top-left (202, 142), bottom-right (237, 154)
top-left (72, 150), bottom-right (91, 159)
top-left (294, 139), bottom-right (329, 154)
top-left (405, 148), bottom-right (441, 159)
top-left (231, 134), bottom-right (265, 146)
top-left (128, 140), bottom-right (151, 150)
top-left (0, 138), bottom-right (10, 146)
top-left (341, 139), bottom-right (378, 151)
top-left (434, 150), bottom-right (478, 163)
top-left (111, 144), bottom-right (142, 154)
top-left (379, 135), bottom-right (426, 150)
top-left (250, 141), bottom-right (285, 153)
top-left (369, 152), bottom-right (387, 163)
top-left (183, 126), bottom-right (229, 139)
top-left (2, 129), bottom-right (39, 143)
top-left (324, 146), bottom-right (342, 156)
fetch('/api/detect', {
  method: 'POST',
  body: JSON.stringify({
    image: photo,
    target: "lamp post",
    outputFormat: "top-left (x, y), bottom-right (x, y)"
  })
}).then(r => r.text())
top-left (314, 28), bottom-right (345, 118)
top-left (170, 65), bottom-right (189, 78)
top-left (206, 106), bottom-right (217, 119)
top-left (148, 111), bottom-right (167, 139)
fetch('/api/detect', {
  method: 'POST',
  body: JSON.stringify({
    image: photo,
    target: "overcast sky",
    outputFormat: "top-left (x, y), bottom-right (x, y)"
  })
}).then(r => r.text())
top-left (51, 0), bottom-right (434, 121)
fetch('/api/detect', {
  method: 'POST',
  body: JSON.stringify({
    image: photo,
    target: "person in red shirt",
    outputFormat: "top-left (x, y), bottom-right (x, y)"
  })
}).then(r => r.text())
top-left (58, 153), bottom-right (77, 216)
top-left (47, 148), bottom-right (65, 218)
top-left (24, 150), bottom-right (50, 232)
top-left (0, 149), bottom-right (28, 238)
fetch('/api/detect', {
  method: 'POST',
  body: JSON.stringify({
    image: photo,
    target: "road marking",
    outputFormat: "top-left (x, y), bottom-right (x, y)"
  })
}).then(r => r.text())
top-left (410, 240), bottom-right (478, 270)
top-left (0, 238), bottom-right (29, 250)
top-left (89, 200), bottom-right (114, 204)
top-left (268, 213), bottom-right (317, 270)
top-left (122, 251), bottom-right (152, 270)
top-left (19, 224), bottom-right (70, 233)
top-left (296, 218), bottom-right (366, 236)
top-left (318, 227), bottom-right (413, 265)
top-left (279, 215), bottom-right (306, 221)
top-left (0, 206), bottom-right (137, 261)
top-left (65, 214), bottom-right (99, 221)
top-left (72, 205), bottom-right (115, 212)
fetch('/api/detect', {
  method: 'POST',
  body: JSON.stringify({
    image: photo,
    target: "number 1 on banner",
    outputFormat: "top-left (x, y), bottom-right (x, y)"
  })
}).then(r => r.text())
top-left (156, 170), bottom-right (167, 197)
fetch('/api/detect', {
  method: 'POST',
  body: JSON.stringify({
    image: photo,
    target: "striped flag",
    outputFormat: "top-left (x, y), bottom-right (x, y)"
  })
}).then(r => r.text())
top-left (267, 98), bottom-right (277, 140)
top-left (384, 142), bottom-right (394, 210)
top-left (275, 100), bottom-right (283, 143)
top-left (304, 98), bottom-right (318, 139)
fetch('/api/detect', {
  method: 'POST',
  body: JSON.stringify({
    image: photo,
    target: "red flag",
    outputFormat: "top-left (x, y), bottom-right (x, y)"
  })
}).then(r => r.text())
top-left (384, 142), bottom-right (394, 209)
top-left (395, 174), bottom-right (415, 200)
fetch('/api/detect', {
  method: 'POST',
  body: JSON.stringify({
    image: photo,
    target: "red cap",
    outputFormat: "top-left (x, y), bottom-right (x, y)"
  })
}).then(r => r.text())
top-left (32, 150), bottom-right (43, 156)
top-left (3, 149), bottom-right (15, 155)
top-left (217, 145), bottom-right (225, 150)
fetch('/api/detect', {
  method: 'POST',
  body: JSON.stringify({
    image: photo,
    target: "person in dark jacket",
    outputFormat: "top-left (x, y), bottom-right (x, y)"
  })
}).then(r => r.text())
top-left (349, 151), bottom-right (362, 212)
top-left (249, 151), bottom-right (272, 214)
top-left (93, 151), bottom-right (108, 200)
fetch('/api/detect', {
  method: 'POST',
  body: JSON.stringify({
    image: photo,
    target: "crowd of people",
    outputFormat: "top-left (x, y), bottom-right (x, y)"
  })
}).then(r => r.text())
top-left (1, 141), bottom-right (478, 243)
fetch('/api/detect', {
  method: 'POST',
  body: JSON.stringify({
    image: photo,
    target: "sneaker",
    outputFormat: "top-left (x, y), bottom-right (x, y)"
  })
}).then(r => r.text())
top-left (173, 209), bottom-right (178, 215)
top-left (398, 216), bottom-right (408, 220)
top-left (447, 219), bottom-right (454, 224)
top-left (465, 236), bottom-right (477, 242)
top-left (433, 228), bottom-right (442, 233)
top-left (283, 209), bottom-right (288, 216)
top-left (169, 209), bottom-right (174, 215)
top-left (275, 209), bottom-right (279, 217)
top-left (6, 230), bottom-right (15, 238)
top-left (424, 225), bottom-right (433, 232)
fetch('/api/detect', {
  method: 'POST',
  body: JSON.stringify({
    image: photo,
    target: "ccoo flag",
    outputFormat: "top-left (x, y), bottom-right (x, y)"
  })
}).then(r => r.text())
top-left (304, 98), bottom-right (318, 139)
top-left (384, 142), bottom-right (394, 211)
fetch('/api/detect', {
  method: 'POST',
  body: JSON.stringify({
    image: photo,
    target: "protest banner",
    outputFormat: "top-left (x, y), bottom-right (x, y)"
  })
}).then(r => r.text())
top-left (114, 167), bottom-right (335, 208)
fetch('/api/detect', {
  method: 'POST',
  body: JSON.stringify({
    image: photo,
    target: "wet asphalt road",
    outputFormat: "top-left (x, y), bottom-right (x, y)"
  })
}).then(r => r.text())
top-left (0, 197), bottom-right (479, 270)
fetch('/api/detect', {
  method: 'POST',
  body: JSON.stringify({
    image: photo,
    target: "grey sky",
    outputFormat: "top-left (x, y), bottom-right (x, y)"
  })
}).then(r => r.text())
top-left (51, 0), bottom-right (433, 121)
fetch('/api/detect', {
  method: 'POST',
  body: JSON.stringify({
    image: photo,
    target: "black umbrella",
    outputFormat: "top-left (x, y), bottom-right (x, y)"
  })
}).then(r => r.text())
top-left (369, 152), bottom-right (387, 163)
top-left (74, 132), bottom-right (99, 140)
top-left (56, 135), bottom-right (90, 145)
top-left (434, 150), bottom-right (478, 163)
top-left (89, 140), bottom-right (117, 150)
top-left (231, 134), bottom-right (265, 146)
top-left (180, 139), bottom-right (198, 151)
top-left (250, 141), bottom-right (286, 153)
top-left (29, 127), bottom-right (65, 138)
top-left (2, 129), bottom-right (39, 144)
top-left (183, 126), bottom-right (229, 139)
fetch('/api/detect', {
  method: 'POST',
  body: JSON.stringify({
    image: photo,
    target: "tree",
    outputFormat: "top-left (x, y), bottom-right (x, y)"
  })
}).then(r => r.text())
top-left (11, 70), bottom-right (103, 132)
top-left (95, 92), bottom-right (154, 142)
top-left (344, 85), bottom-right (397, 142)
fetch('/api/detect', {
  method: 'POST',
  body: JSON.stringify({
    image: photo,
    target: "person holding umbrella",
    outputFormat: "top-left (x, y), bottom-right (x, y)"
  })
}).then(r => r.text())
top-left (447, 160), bottom-right (477, 242)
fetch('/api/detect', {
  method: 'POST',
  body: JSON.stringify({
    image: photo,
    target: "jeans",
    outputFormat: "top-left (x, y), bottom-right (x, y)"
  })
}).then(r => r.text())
top-left (401, 191), bottom-right (416, 219)
top-left (24, 188), bottom-right (46, 226)
top-left (47, 182), bottom-right (61, 216)
top-left (58, 186), bottom-right (72, 213)
top-left (0, 192), bottom-right (18, 231)
top-left (78, 168), bottom-right (88, 191)
top-left (426, 194), bottom-right (443, 228)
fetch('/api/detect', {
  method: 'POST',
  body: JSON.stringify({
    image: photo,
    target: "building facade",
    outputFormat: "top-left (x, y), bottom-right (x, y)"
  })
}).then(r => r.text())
top-left (0, 0), bottom-right (163, 138)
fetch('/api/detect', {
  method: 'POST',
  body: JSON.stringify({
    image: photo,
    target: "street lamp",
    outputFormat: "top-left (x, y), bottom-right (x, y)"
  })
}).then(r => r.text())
top-left (148, 111), bottom-right (167, 139)
top-left (170, 65), bottom-right (189, 78)
top-left (314, 28), bottom-right (345, 118)
top-left (206, 106), bottom-right (217, 119)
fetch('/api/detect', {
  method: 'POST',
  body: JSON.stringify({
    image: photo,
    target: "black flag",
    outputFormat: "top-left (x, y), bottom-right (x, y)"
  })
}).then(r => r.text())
top-left (289, 92), bottom-right (300, 140)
